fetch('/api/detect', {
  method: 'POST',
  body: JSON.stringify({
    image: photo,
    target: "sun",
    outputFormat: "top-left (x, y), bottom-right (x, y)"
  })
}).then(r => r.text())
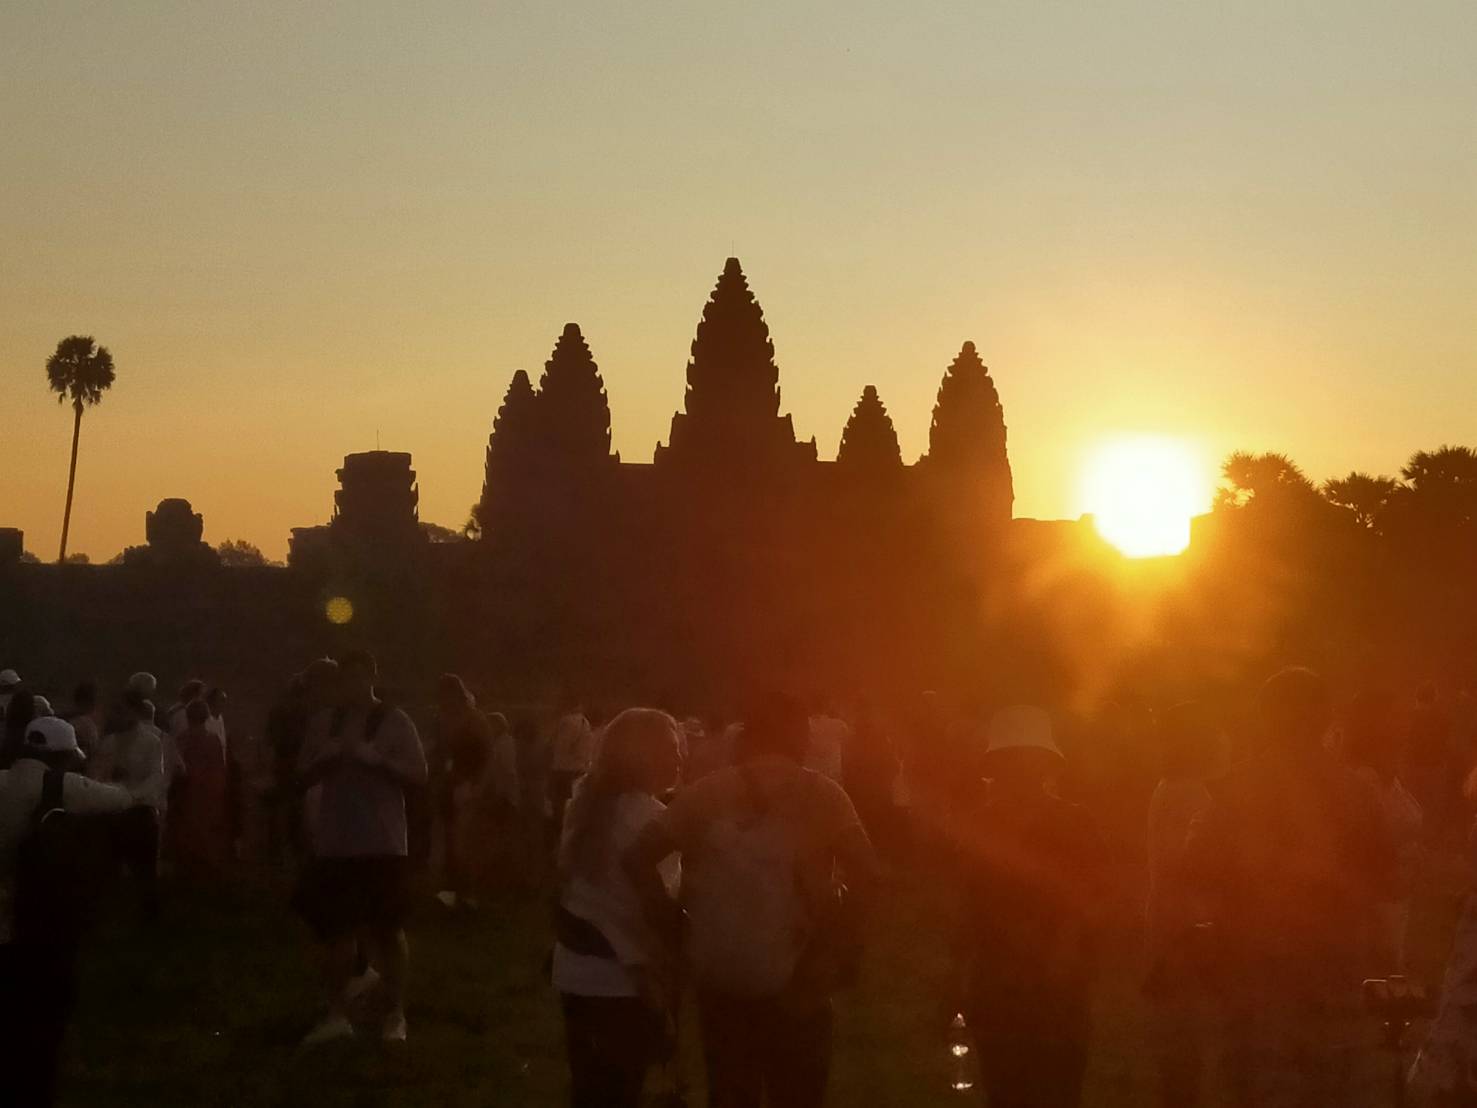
top-left (1081, 437), bottom-right (1210, 558)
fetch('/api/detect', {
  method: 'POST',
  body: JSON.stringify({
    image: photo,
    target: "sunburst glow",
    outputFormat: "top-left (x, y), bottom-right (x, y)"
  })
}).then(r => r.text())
top-left (1081, 437), bottom-right (1211, 558)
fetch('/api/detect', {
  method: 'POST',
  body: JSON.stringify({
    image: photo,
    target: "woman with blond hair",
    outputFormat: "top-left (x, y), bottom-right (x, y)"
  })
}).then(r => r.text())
top-left (552, 708), bottom-right (683, 1108)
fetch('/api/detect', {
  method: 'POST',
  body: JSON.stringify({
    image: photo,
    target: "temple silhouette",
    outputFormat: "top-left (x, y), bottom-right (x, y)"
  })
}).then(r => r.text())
top-left (2, 258), bottom-right (1104, 708)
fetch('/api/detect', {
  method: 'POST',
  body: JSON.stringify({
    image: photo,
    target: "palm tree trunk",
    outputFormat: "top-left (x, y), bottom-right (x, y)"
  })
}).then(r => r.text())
top-left (58, 401), bottom-right (83, 563)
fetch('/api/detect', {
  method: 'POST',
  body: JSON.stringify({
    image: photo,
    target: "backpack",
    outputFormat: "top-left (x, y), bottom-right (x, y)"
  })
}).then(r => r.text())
top-left (12, 768), bottom-right (110, 949)
top-left (685, 767), bottom-right (811, 997)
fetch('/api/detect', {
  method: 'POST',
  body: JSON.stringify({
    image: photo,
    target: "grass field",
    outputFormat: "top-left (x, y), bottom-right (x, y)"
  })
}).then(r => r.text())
top-left (58, 859), bottom-right (1469, 1107)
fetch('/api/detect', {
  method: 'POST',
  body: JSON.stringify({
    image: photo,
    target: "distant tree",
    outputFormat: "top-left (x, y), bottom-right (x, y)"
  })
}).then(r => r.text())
top-left (837, 385), bottom-right (903, 471)
top-left (420, 521), bottom-right (463, 544)
top-left (1216, 451), bottom-right (1318, 510)
top-left (1322, 472), bottom-right (1399, 530)
top-left (62, 552), bottom-right (90, 565)
top-left (46, 335), bottom-right (116, 562)
top-left (660, 257), bottom-right (812, 469)
top-left (476, 369), bottom-right (541, 537)
top-left (1402, 445), bottom-right (1477, 508)
top-left (924, 341), bottom-right (1014, 523)
top-left (217, 539), bottom-right (273, 567)
top-left (538, 323), bottom-right (614, 468)
top-left (462, 508), bottom-right (482, 541)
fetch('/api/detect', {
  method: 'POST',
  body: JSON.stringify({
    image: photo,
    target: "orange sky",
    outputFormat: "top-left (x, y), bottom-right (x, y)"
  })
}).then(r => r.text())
top-left (4, 2), bottom-right (1475, 561)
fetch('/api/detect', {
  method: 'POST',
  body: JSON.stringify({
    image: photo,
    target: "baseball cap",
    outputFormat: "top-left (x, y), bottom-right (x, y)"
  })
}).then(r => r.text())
top-left (32, 695), bottom-right (54, 716)
top-left (0, 669), bottom-right (20, 690)
top-left (986, 705), bottom-right (1062, 759)
top-left (24, 716), bottom-right (82, 757)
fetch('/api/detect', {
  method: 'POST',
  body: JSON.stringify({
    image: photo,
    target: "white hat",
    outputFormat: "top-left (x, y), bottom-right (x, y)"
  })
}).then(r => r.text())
top-left (24, 716), bottom-right (82, 757)
top-left (986, 705), bottom-right (1062, 758)
top-left (32, 695), bottom-right (53, 716)
top-left (0, 669), bottom-right (19, 690)
top-left (127, 672), bottom-right (158, 697)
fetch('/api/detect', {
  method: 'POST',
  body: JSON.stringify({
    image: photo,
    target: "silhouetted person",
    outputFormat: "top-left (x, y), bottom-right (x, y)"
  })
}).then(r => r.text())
top-left (953, 706), bottom-right (1107, 1108)
top-left (1143, 701), bottom-right (1221, 1108)
top-left (63, 681), bottom-right (101, 759)
top-left (295, 650), bottom-right (427, 1046)
top-left (1405, 681), bottom-right (1456, 842)
top-left (1339, 688), bottom-right (1423, 969)
top-left (550, 700), bottom-right (595, 842)
top-left (626, 692), bottom-right (877, 1108)
top-left (432, 673), bottom-right (493, 911)
top-left (0, 683), bottom-right (38, 769)
top-left (171, 699), bottom-right (231, 881)
top-left (264, 659), bottom-right (338, 866)
top-left (554, 709), bottom-right (684, 1108)
top-left (0, 716), bottom-right (135, 1108)
top-left (1189, 667), bottom-right (1396, 1107)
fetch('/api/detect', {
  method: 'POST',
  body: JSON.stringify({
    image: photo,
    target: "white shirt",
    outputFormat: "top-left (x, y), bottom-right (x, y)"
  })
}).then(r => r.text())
top-left (0, 759), bottom-right (134, 943)
top-left (552, 789), bottom-right (680, 997)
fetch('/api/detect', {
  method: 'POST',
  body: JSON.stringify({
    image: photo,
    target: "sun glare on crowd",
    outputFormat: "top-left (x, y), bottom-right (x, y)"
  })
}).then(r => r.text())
top-left (1081, 437), bottom-right (1211, 558)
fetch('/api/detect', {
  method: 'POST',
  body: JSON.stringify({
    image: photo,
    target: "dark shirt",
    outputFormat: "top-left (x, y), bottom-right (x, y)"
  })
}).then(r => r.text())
top-left (958, 792), bottom-right (1107, 1010)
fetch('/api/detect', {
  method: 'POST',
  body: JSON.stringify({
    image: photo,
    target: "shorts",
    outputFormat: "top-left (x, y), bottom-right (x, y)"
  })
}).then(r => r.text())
top-left (293, 856), bottom-right (411, 941)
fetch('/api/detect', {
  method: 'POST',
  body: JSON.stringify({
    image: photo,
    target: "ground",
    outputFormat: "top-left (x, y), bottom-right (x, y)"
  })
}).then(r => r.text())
top-left (60, 861), bottom-right (1466, 1107)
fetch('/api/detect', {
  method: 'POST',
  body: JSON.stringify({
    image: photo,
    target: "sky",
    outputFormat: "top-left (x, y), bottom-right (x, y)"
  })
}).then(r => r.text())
top-left (3, 1), bottom-right (1475, 561)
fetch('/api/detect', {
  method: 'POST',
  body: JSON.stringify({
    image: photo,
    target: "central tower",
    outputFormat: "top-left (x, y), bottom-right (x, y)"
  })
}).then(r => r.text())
top-left (655, 257), bottom-right (817, 475)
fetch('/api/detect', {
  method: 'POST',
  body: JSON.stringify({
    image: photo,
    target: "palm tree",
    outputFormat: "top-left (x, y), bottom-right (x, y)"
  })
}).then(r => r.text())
top-left (46, 335), bottom-right (116, 562)
top-left (1322, 472), bottom-right (1399, 530)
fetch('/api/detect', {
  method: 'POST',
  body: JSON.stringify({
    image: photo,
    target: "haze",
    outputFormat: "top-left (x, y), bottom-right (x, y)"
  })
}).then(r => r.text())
top-left (4, 1), bottom-right (1475, 560)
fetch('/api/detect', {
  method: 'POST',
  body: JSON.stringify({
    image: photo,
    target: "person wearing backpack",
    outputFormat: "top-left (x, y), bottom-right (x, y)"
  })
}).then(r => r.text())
top-left (626, 692), bottom-right (877, 1108)
top-left (554, 708), bottom-right (684, 1108)
top-left (294, 649), bottom-right (428, 1047)
top-left (0, 715), bottom-right (136, 1107)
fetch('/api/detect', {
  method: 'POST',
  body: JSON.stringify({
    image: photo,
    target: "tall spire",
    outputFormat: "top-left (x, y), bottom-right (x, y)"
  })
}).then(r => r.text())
top-left (925, 341), bottom-right (1014, 523)
top-left (658, 257), bottom-right (813, 469)
top-left (538, 322), bottom-right (613, 467)
top-left (475, 369), bottom-right (540, 537)
top-left (837, 385), bottom-right (902, 472)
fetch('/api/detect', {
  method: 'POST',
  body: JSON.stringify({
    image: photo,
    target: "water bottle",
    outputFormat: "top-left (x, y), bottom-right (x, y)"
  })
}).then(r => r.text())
top-left (949, 1012), bottom-right (976, 1093)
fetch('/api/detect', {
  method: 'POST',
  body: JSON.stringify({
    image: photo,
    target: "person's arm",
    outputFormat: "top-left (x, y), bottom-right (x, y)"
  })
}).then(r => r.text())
top-left (63, 773), bottom-right (138, 815)
top-left (352, 710), bottom-right (429, 790)
top-left (622, 817), bottom-right (684, 941)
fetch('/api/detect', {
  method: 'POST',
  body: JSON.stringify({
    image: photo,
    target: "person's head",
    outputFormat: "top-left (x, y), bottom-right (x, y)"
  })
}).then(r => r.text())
top-left (21, 716), bottom-right (84, 772)
top-left (127, 672), bottom-right (158, 700)
top-left (177, 679), bottom-right (206, 705)
top-left (487, 711), bottom-right (510, 739)
top-left (1259, 667), bottom-right (1332, 753)
top-left (72, 680), bottom-right (99, 715)
top-left (123, 689), bottom-right (155, 725)
top-left (594, 708), bottom-right (683, 797)
top-left (3, 685), bottom-right (36, 736)
top-left (337, 649), bottom-right (378, 705)
top-left (738, 692), bottom-right (809, 763)
top-left (1156, 700), bottom-right (1222, 781)
top-left (563, 708), bottom-right (681, 876)
top-left (437, 673), bottom-right (475, 715)
top-left (983, 705), bottom-right (1062, 795)
top-left (0, 669), bottom-right (21, 696)
top-left (32, 695), bottom-right (54, 717)
top-left (205, 686), bottom-right (227, 715)
top-left (185, 698), bottom-right (211, 728)
top-left (301, 657), bottom-right (340, 710)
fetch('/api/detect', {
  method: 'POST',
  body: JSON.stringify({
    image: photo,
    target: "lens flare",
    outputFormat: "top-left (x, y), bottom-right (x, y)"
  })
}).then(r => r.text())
top-left (325, 596), bottom-right (354, 625)
top-left (1081, 437), bottom-right (1210, 558)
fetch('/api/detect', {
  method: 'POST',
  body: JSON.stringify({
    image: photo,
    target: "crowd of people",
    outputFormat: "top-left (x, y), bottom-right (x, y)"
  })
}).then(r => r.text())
top-left (3, 659), bottom-right (1477, 1106)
